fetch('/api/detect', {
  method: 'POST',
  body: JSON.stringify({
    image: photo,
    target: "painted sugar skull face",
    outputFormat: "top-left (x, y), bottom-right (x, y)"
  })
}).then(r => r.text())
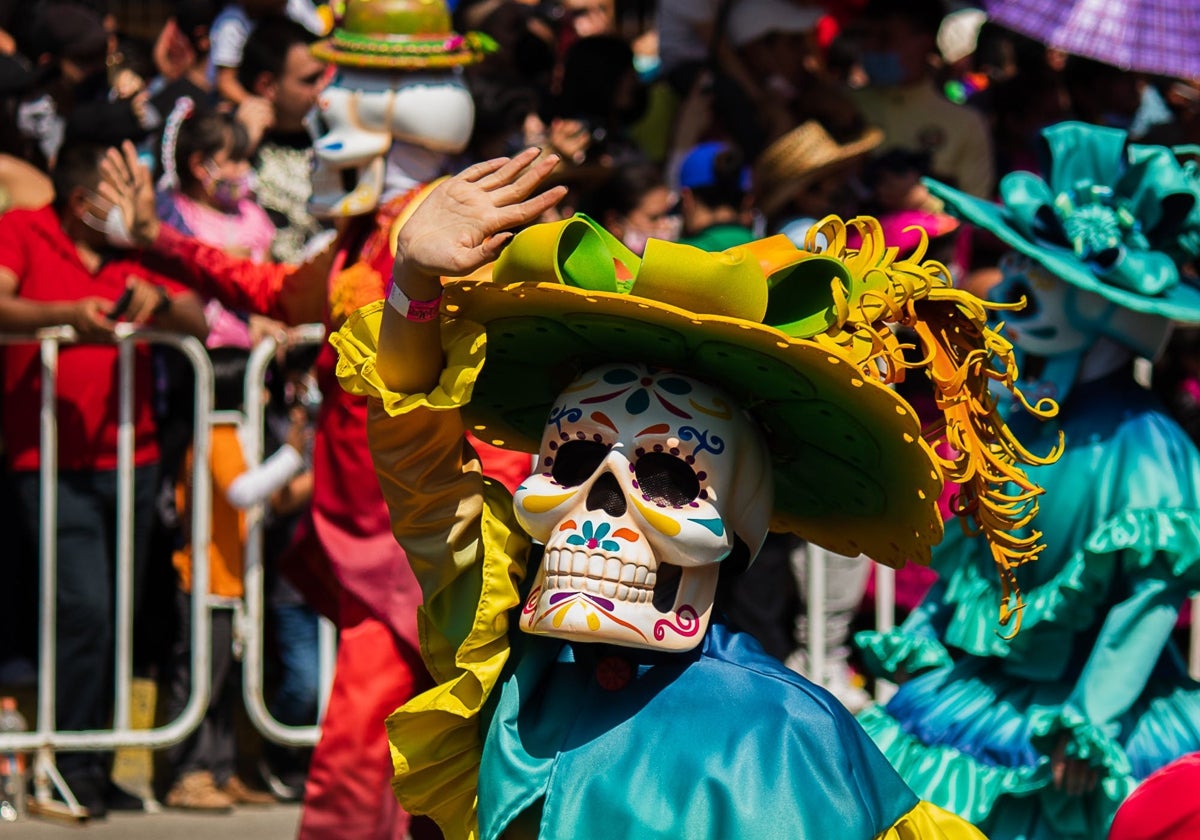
top-left (991, 252), bottom-right (1172, 362)
top-left (990, 253), bottom-right (1101, 357)
top-left (309, 68), bottom-right (475, 217)
top-left (513, 363), bottom-right (772, 651)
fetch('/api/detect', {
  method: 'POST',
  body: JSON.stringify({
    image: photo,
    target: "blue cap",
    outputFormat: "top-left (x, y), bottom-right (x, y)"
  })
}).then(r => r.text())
top-left (678, 142), bottom-right (731, 189)
top-left (678, 141), bottom-right (752, 192)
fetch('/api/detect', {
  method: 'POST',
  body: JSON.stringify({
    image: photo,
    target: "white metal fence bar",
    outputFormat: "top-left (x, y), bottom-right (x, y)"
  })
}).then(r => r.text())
top-left (115, 338), bottom-right (135, 736)
top-left (806, 544), bottom-right (827, 688)
top-left (240, 323), bottom-right (336, 747)
top-left (872, 564), bottom-right (898, 704)
top-left (1190, 595), bottom-right (1200, 679)
top-left (0, 326), bottom-right (214, 767)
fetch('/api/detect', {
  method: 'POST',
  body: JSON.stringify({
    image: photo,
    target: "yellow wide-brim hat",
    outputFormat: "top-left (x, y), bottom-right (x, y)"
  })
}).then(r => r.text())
top-left (437, 215), bottom-right (1038, 574)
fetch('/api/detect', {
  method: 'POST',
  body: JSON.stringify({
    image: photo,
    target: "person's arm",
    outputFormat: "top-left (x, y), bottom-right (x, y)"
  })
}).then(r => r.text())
top-left (214, 66), bottom-right (250, 106)
top-left (0, 267), bottom-right (117, 339)
top-left (0, 217), bottom-right (118, 340)
top-left (109, 275), bottom-right (208, 339)
top-left (1033, 571), bottom-right (1183, 796)
top-left (99, 142), bottom-right (332, 325)
top-left (226, 444), bottom-right (306, 509)
top-left (0, 154), bottom-right (53, 210)
top-left (270, 468), bottom-right (313, 516)
top-left (209, 12), bottom-right (251, 105)
top-left (376, 149), bottom-right (567, 394)
top-left (151, 287), bottom-right (208, 339)
top-left (227, 406), bottom-right (311, 509)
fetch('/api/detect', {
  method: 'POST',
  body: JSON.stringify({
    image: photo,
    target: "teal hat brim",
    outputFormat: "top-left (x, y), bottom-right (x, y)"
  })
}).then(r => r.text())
top-left (926, 177), bottom-right (1200, 324)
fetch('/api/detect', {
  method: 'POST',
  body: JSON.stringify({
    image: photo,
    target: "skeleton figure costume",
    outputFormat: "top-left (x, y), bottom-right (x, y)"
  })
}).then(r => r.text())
top-left (334, 209), bottom-right (1051, 839)
top-left (856, 122), bottom-right (1200, 840)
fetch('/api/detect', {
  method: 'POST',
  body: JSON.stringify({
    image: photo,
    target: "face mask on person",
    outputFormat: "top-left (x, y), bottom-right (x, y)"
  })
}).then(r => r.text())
top-left (82, 192), bottom-right (136, 248)
top-left (620, 215), bottom-right (682, 256)
top-left (202, 162), bottom-right (255, 211)
top-left (860, 51), bottom-right (906, 87)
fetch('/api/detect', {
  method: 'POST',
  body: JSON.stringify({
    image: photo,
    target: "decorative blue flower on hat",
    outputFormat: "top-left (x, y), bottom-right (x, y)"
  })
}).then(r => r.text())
top-left (1002, 122), bottom-right (1200, 299)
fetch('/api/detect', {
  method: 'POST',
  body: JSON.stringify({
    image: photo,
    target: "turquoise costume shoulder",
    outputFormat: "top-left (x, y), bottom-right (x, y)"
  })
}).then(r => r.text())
top-left (480, 617), bottom-right (919, 840)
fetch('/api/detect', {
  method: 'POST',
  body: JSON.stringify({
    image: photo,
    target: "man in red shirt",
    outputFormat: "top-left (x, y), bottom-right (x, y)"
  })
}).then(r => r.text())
top-left (0, 141), bottom-right (207, 819)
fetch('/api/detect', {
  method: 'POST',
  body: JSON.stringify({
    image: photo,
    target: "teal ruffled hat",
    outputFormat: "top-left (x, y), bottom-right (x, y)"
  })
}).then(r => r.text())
top-left (927, 121), bottom-right (1200, 323)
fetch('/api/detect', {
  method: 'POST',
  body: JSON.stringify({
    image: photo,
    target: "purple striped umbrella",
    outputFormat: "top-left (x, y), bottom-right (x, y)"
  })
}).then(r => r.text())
top-left (984, 0), bottom-right (1200, 80)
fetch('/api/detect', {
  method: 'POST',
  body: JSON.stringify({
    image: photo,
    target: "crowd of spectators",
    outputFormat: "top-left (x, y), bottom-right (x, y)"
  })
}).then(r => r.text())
top-left (2, 0), bottom-right (1200, 824)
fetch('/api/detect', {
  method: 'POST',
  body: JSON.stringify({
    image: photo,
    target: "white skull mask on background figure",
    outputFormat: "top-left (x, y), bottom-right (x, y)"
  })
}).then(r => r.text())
top-left (513, 363), bottom-right (773, 651)
top-left (309, 69), bottom-right (475, 217)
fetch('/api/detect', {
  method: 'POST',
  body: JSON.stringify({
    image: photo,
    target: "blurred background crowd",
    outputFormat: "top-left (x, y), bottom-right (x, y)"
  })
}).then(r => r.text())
top-left (2, 0), bottom-right (1200, 823)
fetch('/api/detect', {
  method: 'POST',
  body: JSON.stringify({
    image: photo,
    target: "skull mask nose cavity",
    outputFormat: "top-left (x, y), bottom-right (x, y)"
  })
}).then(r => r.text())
top-left (585, 472), bottom-right (627, 517)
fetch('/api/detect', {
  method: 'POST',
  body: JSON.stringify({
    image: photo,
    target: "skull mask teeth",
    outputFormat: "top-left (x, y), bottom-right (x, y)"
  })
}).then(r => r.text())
top-left (513, 363), bottom-right (772, 651)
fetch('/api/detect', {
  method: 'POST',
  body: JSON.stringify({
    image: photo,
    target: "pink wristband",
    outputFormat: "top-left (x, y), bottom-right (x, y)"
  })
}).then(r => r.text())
top-left (387, 282), bottom-right (442, 323)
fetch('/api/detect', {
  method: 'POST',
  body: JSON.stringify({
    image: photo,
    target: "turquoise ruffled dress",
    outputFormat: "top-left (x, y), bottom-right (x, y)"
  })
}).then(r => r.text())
top-left (856, 369), bottom-right (1200, 839)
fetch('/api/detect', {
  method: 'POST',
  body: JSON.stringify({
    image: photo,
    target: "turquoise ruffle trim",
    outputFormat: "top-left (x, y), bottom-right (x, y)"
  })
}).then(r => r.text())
top-left (856, 628), bottom-right (953, 680)
top-left (858, 704), bottom-right (1047, 826)
top-left (935, 507), bottom-right (1200, 659)
top-left (859, 704), bottom-right (1137, 839)
top-left (1028, 707), bottom-right (1133, 777)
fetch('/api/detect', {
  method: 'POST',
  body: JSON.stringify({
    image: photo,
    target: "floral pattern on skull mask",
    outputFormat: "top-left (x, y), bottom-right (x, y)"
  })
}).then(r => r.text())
top-left (513, 363), bottom-right (773, 651)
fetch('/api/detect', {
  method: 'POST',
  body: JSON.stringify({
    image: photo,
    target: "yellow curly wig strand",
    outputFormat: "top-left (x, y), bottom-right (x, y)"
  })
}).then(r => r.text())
top-left (804, 216), bottom-right (1062, 635)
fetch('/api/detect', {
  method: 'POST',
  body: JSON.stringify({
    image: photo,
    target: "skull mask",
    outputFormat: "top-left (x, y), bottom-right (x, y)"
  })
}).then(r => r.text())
top-left (310, 69), bottom-right (475, 218)
top-left (991, 253), bottom-right (1171, 360)
top-left (513, 363), bottom-right (773, 651)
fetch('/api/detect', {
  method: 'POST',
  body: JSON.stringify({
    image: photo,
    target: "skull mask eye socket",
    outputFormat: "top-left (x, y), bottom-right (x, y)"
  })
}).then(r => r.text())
top-left (996, 276), bottom-right (1040, 319)
top-left (551, 440), bottom-right (611, 487)
top-left (635, 452), bottom-right (700, 506)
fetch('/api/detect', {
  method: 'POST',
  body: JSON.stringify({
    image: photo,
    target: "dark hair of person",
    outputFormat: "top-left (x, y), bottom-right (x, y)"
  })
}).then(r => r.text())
top-left (577, 159), bottom-right (665, 220)
top-left (236, 14), bottom-right (317, 92)
top-left (176, 0), bottom-right (220, 49)
top-left (210, 346), bottom-right (251, 413)
top-left (50, 141), bottom-right (105, 213)
top-left (552, 34), bottom-right (642, 127)
top-left (174, 110), bottom-right (252, 190)
top-left (687, 145), bottom-right (746, 210)
top-left (863, 0), bottom-right (945, 39)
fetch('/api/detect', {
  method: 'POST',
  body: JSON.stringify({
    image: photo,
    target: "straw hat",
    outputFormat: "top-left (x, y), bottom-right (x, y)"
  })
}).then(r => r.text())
top-left (754, 121), bottom-right (883, 218)
top-left (311, 0), bottom-right (496, 70)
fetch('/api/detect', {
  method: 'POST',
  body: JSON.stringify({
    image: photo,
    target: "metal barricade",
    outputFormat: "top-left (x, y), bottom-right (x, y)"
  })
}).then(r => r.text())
top-left (0, 324), bottom-right (213, 817)
top-left (239, 324), bottom-right (336, 747)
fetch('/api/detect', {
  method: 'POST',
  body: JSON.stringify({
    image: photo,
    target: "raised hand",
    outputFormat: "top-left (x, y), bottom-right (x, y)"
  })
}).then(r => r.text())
top-left (393, 147), bottom-right (566, 287)
top-left (97, 141), bottom-right (158, 248)
top-left (380, 148), bottom-right (565, 396)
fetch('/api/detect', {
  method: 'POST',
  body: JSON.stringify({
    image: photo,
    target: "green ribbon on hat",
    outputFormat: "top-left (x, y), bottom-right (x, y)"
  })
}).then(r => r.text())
top-left (1000, 122), bottom-right (1199, 299)
top-left (493, 214), bottom-right (855, 339)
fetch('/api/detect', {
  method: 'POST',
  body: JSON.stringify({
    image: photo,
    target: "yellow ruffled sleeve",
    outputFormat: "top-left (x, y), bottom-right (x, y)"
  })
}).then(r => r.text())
top-left (877, 801), bottom-right (990, 839)
top-left (332, 300), bottom-right (531, 840)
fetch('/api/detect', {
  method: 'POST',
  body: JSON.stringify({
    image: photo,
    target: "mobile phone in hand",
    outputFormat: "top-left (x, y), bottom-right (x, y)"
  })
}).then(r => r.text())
top-left (107, 286), bottom-right (134, 320)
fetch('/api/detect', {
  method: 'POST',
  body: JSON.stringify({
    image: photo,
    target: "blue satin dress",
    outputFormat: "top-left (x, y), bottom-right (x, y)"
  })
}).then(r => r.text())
top-left (479, 617), bottom-right (925, 840)
top-left (857, 370), bottom-right (1200, 839)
